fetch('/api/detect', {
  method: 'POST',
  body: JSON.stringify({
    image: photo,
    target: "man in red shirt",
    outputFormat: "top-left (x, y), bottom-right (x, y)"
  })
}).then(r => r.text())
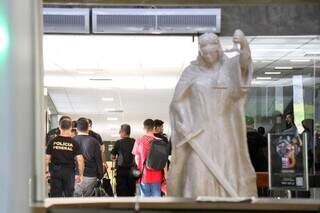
top-left (132, 119), bottom-right (162, 197)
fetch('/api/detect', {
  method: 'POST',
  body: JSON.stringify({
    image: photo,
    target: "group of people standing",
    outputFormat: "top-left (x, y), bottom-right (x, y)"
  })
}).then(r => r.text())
top-left (111, 119), bottom-right (170, 197)
top-left (45, 116), bottom-right (170, 198)
top-left (45, 116), bottom-right (104, 197)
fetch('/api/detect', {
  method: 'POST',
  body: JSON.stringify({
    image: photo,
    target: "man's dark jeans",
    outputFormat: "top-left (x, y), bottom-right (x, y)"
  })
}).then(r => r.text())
top-left (49, 165), bottom-right (75, 197)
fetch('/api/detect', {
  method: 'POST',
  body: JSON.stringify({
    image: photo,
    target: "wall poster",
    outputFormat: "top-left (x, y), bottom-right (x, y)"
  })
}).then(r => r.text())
top-left (268, 133), bottom-right (309, 190)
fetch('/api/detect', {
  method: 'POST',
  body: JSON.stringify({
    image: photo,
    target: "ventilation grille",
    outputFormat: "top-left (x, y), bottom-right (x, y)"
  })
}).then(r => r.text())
top-left (92, 8), bottom-right (220, 34)
top-left (95, 14), bottom-right (156, 33)
top-left (43, 8), bottom-right (90, 34)
top-left (158, 15), bottom-right (217, 33)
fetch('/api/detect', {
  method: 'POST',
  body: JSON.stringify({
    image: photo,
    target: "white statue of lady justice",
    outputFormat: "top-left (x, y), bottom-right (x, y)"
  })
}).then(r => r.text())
top-left (167, 30), bottom-right (257, 198)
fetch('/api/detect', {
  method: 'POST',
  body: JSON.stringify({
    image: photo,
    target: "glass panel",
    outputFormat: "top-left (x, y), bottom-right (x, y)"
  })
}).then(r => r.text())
top-left (314, 59), bottom-right (320, 174)
top-left (245, 38), bottom-right (320, 178)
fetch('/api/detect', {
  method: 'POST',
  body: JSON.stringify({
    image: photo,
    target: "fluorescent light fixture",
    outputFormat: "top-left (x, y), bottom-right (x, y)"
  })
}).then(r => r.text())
top-left (78, 71), bottom-right (94, 74)
top-left (265, 72), bottom-right (281, 75)
top-left (256, 77), bottom-right (272, 80)
top-left (89, 78), bottom-right (112, 81)
top-left (104, 108), bottom-right (115, 111)
top-left (107, 117), bottom-right (118, 121)
top-left (304, 51), bottom-right (320, 55)
top-left (261, 60), bottom-right (273, 63)
top-left (252, 49), bottom-right (304, 52)
top-left (101, 97), bottom-right (114, 101)
top-left (289, 59), bottom-right (311, 62)
top-left (108, 109), bottom-right (124, 113)
top-left (304, 52), bottom-right (320, 57)
top-left (274, 66), bottom-right (293, 70)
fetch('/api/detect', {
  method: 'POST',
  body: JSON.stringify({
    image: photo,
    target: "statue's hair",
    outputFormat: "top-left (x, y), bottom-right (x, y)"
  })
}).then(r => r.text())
top-left (197, 32), bottom-right (224, 63)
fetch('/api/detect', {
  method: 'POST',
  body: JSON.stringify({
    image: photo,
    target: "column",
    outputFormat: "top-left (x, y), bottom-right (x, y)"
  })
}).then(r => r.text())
top-left (0, 0), bottom-right (43, 212)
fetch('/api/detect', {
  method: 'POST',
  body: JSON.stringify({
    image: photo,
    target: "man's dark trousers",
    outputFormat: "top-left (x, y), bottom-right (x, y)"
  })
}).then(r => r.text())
top-left (49, 165), bottom-right (75, 197)
top-left (116, 167), bottom-right (135, 196)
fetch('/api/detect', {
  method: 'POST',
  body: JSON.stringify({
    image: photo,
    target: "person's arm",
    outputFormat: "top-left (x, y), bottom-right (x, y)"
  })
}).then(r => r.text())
top-left (75, 155), bottom-right (84, 184)
top-left (73, 141), bottom-right (83, 184)
top-left (95, 143), bottom-right (104, 179)
top-left (96, 134), bottom-right (106, 171)
top-left (135, 155), bottom-right (139, 167)
top-left (132, 140), bottom-right (140, 168)
top-left (45, 141), bottom-right (53, 180)
top-left (110, 141), bottom-right (120, 160)
top-left (44, 154), bottom-right (51, 180)
top-left (97, 134), bottom-right (106, 163)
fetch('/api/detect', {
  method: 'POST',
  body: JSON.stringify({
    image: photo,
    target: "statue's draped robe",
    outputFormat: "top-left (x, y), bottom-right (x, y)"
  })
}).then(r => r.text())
top-left (167, 54), bottom-right (257, 198)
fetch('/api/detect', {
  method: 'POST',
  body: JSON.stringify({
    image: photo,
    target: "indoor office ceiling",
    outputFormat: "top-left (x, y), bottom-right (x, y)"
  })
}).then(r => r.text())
top-left (43, 35), bottom-right (320, 140)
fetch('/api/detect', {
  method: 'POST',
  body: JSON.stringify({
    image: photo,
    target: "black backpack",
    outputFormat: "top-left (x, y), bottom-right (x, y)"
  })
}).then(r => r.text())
top-left (146, 139), bottom-right (170, 170)
top-left (117, 140), bottom-right (134, 168)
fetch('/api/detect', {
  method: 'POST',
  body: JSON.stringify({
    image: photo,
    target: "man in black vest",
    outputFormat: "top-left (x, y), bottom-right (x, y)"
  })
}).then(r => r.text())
top-left (111, 124), bottom-right (136, 196)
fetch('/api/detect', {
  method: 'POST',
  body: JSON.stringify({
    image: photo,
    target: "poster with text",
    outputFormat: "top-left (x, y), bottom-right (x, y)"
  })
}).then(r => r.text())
top-left (268, 133), bottom-right (308, 190)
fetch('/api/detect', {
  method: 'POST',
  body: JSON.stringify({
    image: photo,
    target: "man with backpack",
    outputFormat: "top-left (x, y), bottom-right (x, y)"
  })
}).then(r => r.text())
top-left (153, 119), bottom-right (172, 166)
top-left (153, 119), bottom-right (171, 195)
top-left (111, 124), bottom-right (136, 196)
top-left (132, 119), bottom-right (169, 197)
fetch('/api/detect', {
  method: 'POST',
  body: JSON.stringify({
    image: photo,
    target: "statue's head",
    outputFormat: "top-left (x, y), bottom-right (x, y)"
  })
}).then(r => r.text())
top-left (198, 32), bottom-right (223, 66)
top-left (232, 29), bottom-right (245, 44)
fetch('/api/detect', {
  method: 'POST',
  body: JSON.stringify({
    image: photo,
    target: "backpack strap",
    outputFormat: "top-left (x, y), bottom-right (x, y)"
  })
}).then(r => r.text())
top-left (138, 160), bottom-right (146, 183)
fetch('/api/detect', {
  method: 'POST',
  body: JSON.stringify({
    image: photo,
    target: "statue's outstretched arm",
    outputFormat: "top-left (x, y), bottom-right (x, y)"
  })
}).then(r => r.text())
top-left (233, 29), bottom-right (252, 76)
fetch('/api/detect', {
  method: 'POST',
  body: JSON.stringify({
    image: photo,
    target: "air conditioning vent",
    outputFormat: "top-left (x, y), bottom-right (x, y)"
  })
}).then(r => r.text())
top-left (158, 15), bottom-right (217, 33)
top-left (92, 8), bottom-right (221, 34)
top-left (95, 14), bottom-right (156, 32)
top-left (43, 8), bottom-right (90, 34)
top-left (93, 8), bottom-right (157, 33)
top-left (156, 8), bottom-right (220, 33)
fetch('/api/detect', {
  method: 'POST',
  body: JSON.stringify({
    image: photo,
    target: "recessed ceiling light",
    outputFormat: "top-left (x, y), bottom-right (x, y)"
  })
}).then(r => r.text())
top-left (274, 66), bottom-right (293, 70)
top-left (89, 78), bottom-right (112, 81)
top-left (289, 59), bottom-right (311, 62)
top-left (101, 97), bottom-right (114, 101)
top-left (265, 72), bottom-right (281, 75)
top-left (78, 71), bottom-right (94, 75)
top-left (104, 108), bottom-right (115, 111)
top-left (107, 117), bottom-right (118, 121)
top-left (256, 77), bottom-right (272, 80)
